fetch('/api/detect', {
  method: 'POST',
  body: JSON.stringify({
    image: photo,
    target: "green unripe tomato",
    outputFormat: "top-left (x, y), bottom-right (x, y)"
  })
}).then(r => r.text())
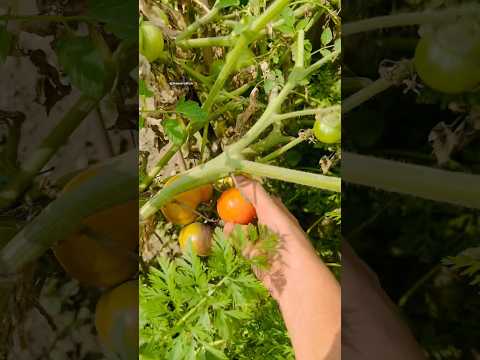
top-left (313, 112), bottom-right (341, 144)
top-left (139, 21), bottom-right (164, 62)
top-left (414, 22), bottom-right (480, 94)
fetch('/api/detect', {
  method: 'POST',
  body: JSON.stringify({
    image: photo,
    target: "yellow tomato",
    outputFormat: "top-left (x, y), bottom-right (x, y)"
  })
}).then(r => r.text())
top-left (95, 280), bottom-right (138, 359)
top-left (160, 176), bottom-right (202, 225)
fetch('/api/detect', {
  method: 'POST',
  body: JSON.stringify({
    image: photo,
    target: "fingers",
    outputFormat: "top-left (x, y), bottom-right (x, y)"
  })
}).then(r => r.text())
top-left (223, 222), bottom-right (235, 236)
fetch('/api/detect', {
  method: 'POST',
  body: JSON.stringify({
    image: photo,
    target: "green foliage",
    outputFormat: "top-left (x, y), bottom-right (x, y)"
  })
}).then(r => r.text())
top-left (140, 227), bottom-right (294, 359)
top-left (163, 119), bottom-right (187, 146)
top-left (55, 36), bottom-right (113, 98)
top-left (176, 99), bottom-right (209, 129)
top-left (87, 0), bottom-right (138, 40)
top-left (443, 247), bottom-right (480, 286)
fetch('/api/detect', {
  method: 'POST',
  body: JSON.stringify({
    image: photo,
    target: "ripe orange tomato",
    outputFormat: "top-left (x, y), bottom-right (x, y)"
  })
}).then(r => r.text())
top-left (95, 280), bottom-right (138, 359)
top-left (217, 188), bottom-right (256, 225)
top-left (178, 222), bottom-right (212, 256)
top-left (53, 168), bottom-right (137, 288)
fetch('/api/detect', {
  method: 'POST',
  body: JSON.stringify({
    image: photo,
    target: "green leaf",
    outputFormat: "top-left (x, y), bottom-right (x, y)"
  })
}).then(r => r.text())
top-left (214, 0), bottom-right (240, 9)
top-left (176, 99), bottom-right (208, 128)
top-left (139, 115), bottom-right (145, 129)
top-left (321, 27), bottom-right (333, 45)
top-left (203, 343), bottom-right (228, 359)
top-left (139, 79), bottom-right (154, 97)
top-left (0, 25), bottom-right (12, 63)
top-left (55, 36), bottom-right (111, 98)
top-left (163, 119), bottom-right (187, 145)
top-left (277, 7), bottom-right (295, 34)
top-left (87, 0), bottom-right (137, 40)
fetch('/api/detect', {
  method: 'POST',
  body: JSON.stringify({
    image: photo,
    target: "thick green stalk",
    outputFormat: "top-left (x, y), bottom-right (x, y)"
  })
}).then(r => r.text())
top-left (343, 152), bottom-right (480, 209)
top-left (177, 36), bottom-right (233, 48)
top-left (140, 154), bottom-right (235, 220)
top-left (238, 160), bottom-right (340, 192)
top-left (139, 144), bottom-right (180, 192)
top-left (0, 95), bottom-right (99, 210)
top-left (343, 5), bottom-right (480, 36)
top-left (0, 150), bottom-right (137, 274)
top-left (249, 0), bottom-right (291, 33)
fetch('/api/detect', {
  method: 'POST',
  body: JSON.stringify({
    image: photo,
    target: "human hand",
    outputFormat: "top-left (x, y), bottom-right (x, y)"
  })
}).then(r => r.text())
top-left (223, 176), bottom-right (341, 360)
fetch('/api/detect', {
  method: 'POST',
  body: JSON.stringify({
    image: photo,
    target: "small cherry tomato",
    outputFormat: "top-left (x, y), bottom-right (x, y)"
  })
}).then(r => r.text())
top-left (217, 188), bottom-right (256, 225)
top-left (53, 168), bottom-right (137, 288)
top-left (313, 111), bottom-right (341, 144)
top-left (95, 280), bottom-right (138, 359)
top-left (161, 176), bottom-right (202, 225)
top-left (178, 222), bottom-right (212, 256)
top-left (139, 21), bottom-right (164, 62)
top-left (414, 23), bottom-right (480, 94)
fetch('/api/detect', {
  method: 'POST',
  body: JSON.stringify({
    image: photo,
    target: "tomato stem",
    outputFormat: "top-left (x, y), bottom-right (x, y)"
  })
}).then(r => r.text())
top-left (258, 131), bottom-right (311, 163)
top-left (343, 4), bottom-right (480, 36)
top-left (139, 144), bottom-right (181, 193)
top-left (343, 152), bottom-right (480, 209)
top-left (238, 160), bottom-right (341, 192)
top-left (176, 7), bottom-right (220, 42)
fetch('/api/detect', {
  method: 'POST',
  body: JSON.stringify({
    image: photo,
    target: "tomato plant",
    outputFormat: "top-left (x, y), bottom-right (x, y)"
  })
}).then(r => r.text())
top-left (178, 222), bottom-right (212, 256)
top-left (139, 0), bottom-right (341, 358)
top-left (217, 188), bottom-right (257, 225)
top-left (95, 280), bottom-right (138, 359)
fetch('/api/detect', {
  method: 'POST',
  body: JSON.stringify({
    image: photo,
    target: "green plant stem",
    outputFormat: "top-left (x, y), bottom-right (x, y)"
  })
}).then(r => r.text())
top-left (343, 4), bottom-right (480, 36)
top-left (0, 95), bottom-right (99, 210)
top-left (343, 152), bottom-right (480, 209)
top-left (238, 160), bottom-right (340, 191)
top-left (176, 7), bottom-right (220, 41)
top-left (200, 34), bottom-right (250, 160)
top-left (295, 30), bottom-right (305, 68)
top-left (274, 105), bottom-right (340, 121)
top-left (0, 150), bottom-right (137, 274)
top-left (175, 60), bottom-right (212, 85)
top-left (177, 35), bottom-right (233, 48)
top-left (398, 264), bottom-right (442, 307)
top-left (139, 144), bottom-right (180, 192)
top-left (258, 133), bottom-right (309, 163)
top-left (342, 78), bottom-right (392, 114)
top-left (246, 125), bottom-right (292, 155)
top-left (250, 0), bottom-right (291, 33)
top-left (303, 49), bottom-right (340, 79)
